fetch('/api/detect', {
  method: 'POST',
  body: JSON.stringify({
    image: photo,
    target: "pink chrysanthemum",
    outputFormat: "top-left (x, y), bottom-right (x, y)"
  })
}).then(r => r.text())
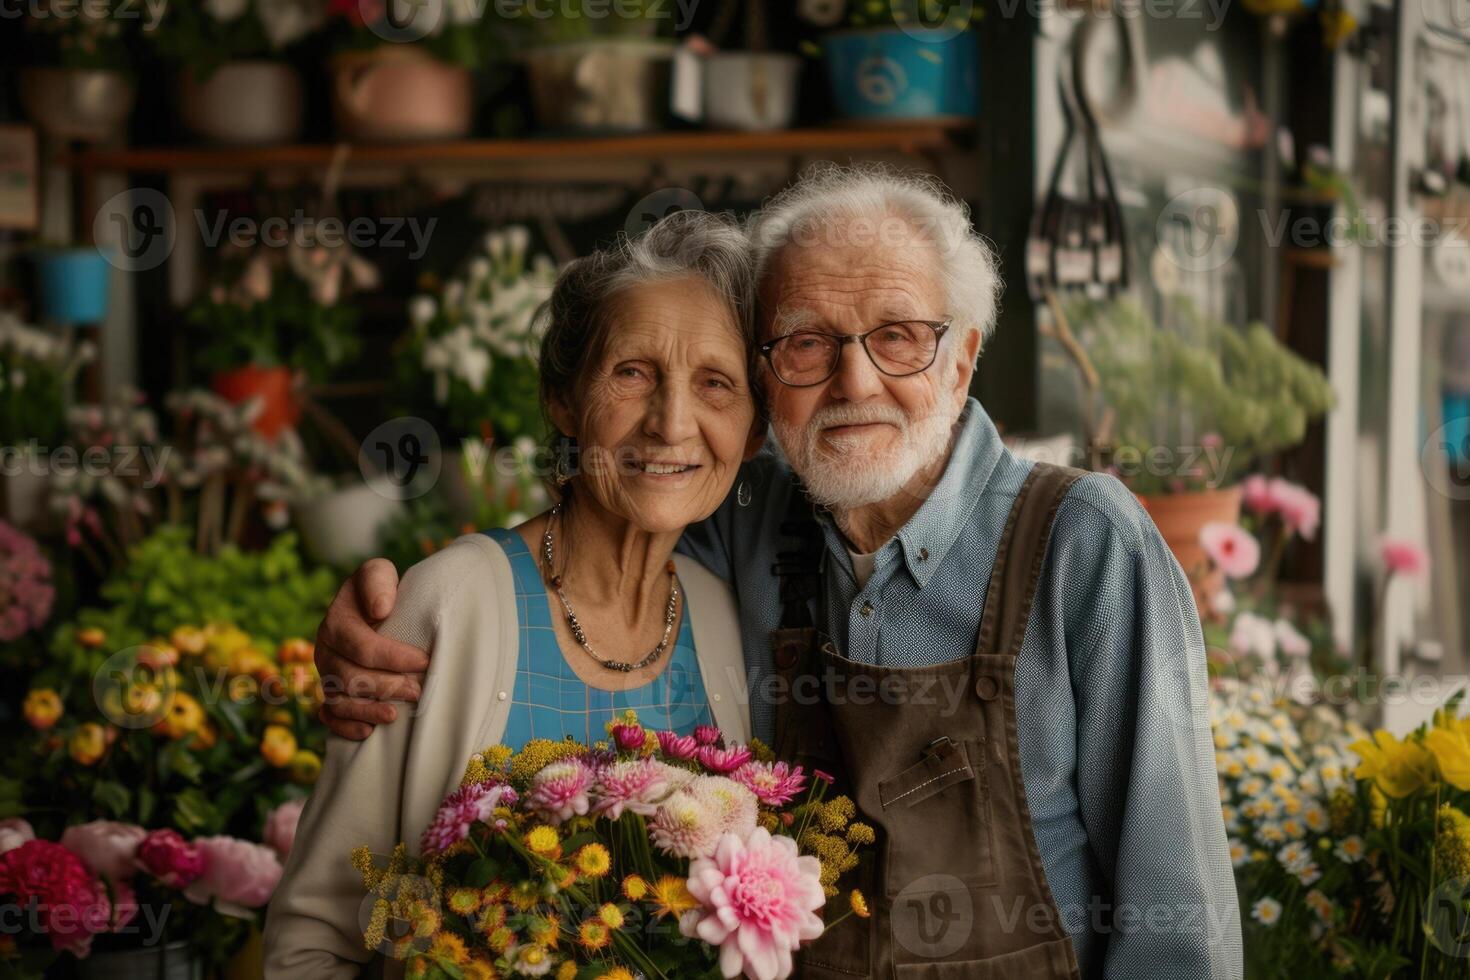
top-left (680, 827), bottom-right (826, 980)
top-left (694, 725), bottom-right (722, 746)
top-left (650, 790), bottom-right (721, 859)
top-left (657, 730), bottom-right (699, 760)
top-left (593, 758), bottom-right (677, 820)
top-left (420, 782), bottom-right (518, 855)
top-left (610, 722), bottom-right (646, 752)
top-left (697, 744), bottom-right (753, 775)
top-left (1199, 522), bottom-right (1260, 579)
top-left (731, 761), bottom-right (808, 807)
top-left (688, 776), bottom-right (757, 843)
top-left (527, 758), bottom-right (595, 825)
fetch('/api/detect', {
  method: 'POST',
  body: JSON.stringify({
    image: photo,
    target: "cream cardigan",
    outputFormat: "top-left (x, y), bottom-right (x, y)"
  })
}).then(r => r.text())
top-left (263, 533), bottom-right (750, 979)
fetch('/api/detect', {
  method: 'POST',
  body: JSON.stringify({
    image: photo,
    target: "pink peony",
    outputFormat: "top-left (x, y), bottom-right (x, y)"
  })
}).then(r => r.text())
top-left (420, 782), bottom-right (518, 855)
top-left (263, 798), bottom-right (306, 859)
top-left (1272, 480), bottom-right (1321, 541)
top-left (527, 759), bottom-right (595, 825)
top-left (1380, 537), bottom-right (1428, 578)
top-left (136, 829), bottom-right (206, 888)
top-left (593, 758), bottom-right (678, 820)
top-left (183, 836), bottom-right (282, 913)
top-left (0, 818), bottom-right (34, 854)
top-left (0, 839), bottom-right (113, 956)
top-left (658, 730), bottom-right (699, 760)
top-left (697, 744), bottom-right (753, 774)
top-left (1199, 522), bottom-right (1260, 579)
top-left (680, 827), bottom-right (826, 980)
top-left (732, 761), bottom-right (808, 807)
top-left (60, 821), bottom-right (146, 886)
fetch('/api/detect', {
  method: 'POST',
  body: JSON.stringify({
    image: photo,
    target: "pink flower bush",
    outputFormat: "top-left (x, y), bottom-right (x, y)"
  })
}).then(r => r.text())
top-left (183, 836), bottom-right (283, 913)
top-left (1199, 522), bottom-right (1261, 579)
top-left (263, 798), bottom-right (306, 859)
top-left (680, 827), bottom-right (826, 980)
top-left (658, 730), bottom-right (699, 760)
top-left (137, 829), bottom-right (206, 888)
top-left (0, 818), bottom-right (34, 854)
top-left (732, 762), bottom-right (808, 807)
top-left (60, 821), bottom-right (146, 886)
top-left (527, 758), bottom-right (595, 825)
top-left (0, 520), bottom-right (54, 642)
top-left (697, 744), bottom-right (753, 775)
top-left (0, 839), bottom-right (113, 956)
top-left (1380, 537), bottom-right (1428, 578)
top-left (593, 758), bottom-right (677, 820)
top-left (421, 782), bottom-right (518, 855)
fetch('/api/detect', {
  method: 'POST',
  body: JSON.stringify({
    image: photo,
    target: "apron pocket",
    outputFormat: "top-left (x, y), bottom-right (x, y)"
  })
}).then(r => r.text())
top-left (878, 738), bottom-right (996, 897)
top-left (877, 738), bottom-right (976, 810)
top-left (892, 936), bottom-right (1080, 979)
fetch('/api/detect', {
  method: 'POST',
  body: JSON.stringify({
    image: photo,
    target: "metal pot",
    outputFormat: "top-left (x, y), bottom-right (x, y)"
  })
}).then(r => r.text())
top-left (331, 47), bottom-right (473, 142)
top-left (524, 40), bottom-right (675, 134)
top-left (180, 61), bottom-right (304, 145)
top-left (75, 941), bottom-right (203, 980)
top-left (18, 68), bottom-right (136, 143)
top-left (296, 480), bottom-right (403, 567)
top-left (703, 52), bottom-right (801, 131)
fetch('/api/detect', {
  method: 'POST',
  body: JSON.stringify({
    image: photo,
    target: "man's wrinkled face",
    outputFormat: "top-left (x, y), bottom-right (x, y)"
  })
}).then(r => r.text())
top-left (759, 230), bottom-right (979, 511)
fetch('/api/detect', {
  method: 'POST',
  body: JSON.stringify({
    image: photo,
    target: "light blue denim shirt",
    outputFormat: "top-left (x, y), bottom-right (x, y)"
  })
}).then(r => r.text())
top-left (677, 397), bottom-right (1243, 979)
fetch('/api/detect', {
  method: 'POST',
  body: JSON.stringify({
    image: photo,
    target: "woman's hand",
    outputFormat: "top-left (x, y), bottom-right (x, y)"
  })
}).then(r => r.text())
top-left (314, 558), bottom-right (430, 740)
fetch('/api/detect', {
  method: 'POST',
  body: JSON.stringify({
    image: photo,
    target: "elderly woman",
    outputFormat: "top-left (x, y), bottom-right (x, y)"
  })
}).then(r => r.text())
top-left (263, 210), bottom-right (762, 978)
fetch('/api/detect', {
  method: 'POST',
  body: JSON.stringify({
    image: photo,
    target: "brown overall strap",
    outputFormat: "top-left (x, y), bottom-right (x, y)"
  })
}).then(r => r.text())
top-left (974, 462), bottom-right (1085, 657)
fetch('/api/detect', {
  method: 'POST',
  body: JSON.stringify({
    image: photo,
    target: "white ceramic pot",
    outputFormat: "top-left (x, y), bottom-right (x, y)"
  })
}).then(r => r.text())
top-left (1, 467), bottom-right (51, 531)
top-left (179, 61), bottom-right (304, 145)
top-left (703, 52), bottom-right (801, 131)
top-left (18, 68), bottom-right (136, 142)
top-left (296, 481), bottom-right (402, 566)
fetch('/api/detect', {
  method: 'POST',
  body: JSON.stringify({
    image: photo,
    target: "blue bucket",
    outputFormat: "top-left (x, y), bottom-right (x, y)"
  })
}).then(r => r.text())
top-left (36, 247), bottom-right (112, 325)
top-left (821, 28), bottom-right (977, 121)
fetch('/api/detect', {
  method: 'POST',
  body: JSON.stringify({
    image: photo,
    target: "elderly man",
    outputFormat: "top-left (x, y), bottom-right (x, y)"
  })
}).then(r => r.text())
top-left (314, 165), bottom-right (1242, 978)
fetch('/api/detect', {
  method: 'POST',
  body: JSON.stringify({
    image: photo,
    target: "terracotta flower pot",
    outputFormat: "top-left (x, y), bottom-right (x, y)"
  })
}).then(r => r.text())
top-left (1135, 484), bottom-right (1243, 614)
top-left (330, 47), bottom-right (473, 142)
top-left (211, 365), bottom-right (299, 440)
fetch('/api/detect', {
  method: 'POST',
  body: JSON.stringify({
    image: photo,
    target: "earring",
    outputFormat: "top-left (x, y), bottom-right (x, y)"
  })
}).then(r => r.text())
top-left (553, 439), bottom-right (575, 487)
top-left (736, 479), bottom-right (753, 507)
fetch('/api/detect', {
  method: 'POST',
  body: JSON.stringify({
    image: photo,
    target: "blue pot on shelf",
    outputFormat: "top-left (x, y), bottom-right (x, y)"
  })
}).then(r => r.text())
top-left (35, 247), bottom-right (111, 325)
top-left (821, 28), bottom-right (978, 121)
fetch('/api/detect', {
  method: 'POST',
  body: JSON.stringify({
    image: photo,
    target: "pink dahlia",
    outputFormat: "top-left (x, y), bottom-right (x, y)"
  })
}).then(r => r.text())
top-left (650, 790), bottom-right (721, 859)
top-left (689, 776), bottom-right (758, 842)
top-left (527, 758), bottom-right (595, 825)
top-left (420, 781), bottom-right (518, 855)
top-left (732, 761), bottom-right (808, 807)
top-left (0, 839), bottom-right (113, 956)
top-left (680, 827), bottom-right (826, 980)
top-left (1199, 522), bottom-right (1260, 579)
top-left (1380, 537), bottom-right (1428, 578)
top-left (658, 730), bottom-right (699, 760)
top-left (137, 829), bottom-right (206, 888)
top-left (694, 725), bottom-right (723, 746)
top-left (183, 836), bottom-right (282, 912)
top-left (697, 744), bottom-right (753, 774)
top-left (593, 758), bottom-right (676, 820)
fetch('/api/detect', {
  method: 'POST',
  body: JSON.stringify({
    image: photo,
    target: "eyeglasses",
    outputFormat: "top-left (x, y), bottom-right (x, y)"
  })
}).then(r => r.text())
top-left (758, 318), bottom-right (953, 388)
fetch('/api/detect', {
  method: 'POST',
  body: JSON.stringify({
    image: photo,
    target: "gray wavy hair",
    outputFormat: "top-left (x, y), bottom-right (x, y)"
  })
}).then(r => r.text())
top-left (746, 163), bottom-right (1002, 359)
top-left (537, 208), bottom-right (761, 434)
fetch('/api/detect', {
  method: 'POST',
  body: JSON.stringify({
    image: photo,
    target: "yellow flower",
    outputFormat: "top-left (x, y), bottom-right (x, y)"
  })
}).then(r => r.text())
top-left (69, 723), bottom-right (107, 766)
top-left (1369, 786), bottom-right (1388, 829)
top-left (525, 826), bottom-right (561, 858)
top-left (818, 796), bottom-right (856, 832)
top-left (850, 890), bottom-right (870, 919)
top-left (556, 963), bottom-right (578, 980)
top-left (509, 740), bottom-right (586, 784)
top-left (1350, 730), bottom-right (1434, 798)
top-left (649, 875), bottom-right (699, 920)
top-left (621, 874), bottom-right (649, 901)
top-left (154, 691), bottom-right (205, 739)
top-left (1437, 805), bottom-right (1470, 878)
top-left (77, 626), bottom-right (106, 648)
top-left (597, 903), bottom-right (624, 929)
top-left (846, 822), bottom-right (876, 846)
top-left (575, 843), bottom-right (611, 878)
top-left (261, 725), bottom-right (298, 767)
top-left (428, 932), bottom-right (469, 966)
top-left (463, 958), bottom-right (498, 980)
top-left (485, 925), bottom-right (515, 953)
top-left (289, 749), bottom-right (322, 785)
top-left (170, 626), bottom-right (207, 655)
top-left (597, 969), bottom-right (636, 980)
top-left (462, 755), bottom-right (492, 787)
top-left (1425, 721), bottom-right (1470, 791)
top-left (407, 901), bottom-right (441, 940)
top-left (577, 920), bottom-right (610, 950)
top-left (446, 888), bottom-right (482, 916)
top-left (23, 689), bottom-right (63, 731)
top-left (525, 911), bottom-right (561, 949)
top-left (509, 881), bottom-right (541, 912)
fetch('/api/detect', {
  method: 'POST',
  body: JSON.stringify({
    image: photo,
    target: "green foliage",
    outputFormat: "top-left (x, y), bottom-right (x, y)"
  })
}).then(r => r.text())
top-left (0, 317), bottom-right (92, 447)
top-left (1072, 297), bottom-right (1336, 493)
top-left (24, 0), bottom-right (143, 70)
top-left (143, 0), bottom-right (313, 77)
top-left (507, 0), bottom-right (673, 46)
top-left (847, 0), bottom-right (981, 31)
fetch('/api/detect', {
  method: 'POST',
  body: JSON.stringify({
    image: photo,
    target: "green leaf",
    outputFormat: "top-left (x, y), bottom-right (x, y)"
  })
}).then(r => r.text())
top-left (172, 787), bottom-right (217, 834)
top-left (92, 780), bottom-right (131, 818)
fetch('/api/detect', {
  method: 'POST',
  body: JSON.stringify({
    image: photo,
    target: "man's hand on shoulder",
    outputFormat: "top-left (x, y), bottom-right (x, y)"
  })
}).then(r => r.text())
top-left (314, 558), bottom-right (430, 740)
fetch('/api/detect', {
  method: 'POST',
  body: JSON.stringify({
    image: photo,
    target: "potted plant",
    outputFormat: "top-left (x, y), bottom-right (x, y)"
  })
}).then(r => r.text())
top-left (0, 315), bottom-right (95, 528)
top-left (325, 0), bottom-right (492, 141)
top-left (19, 0), bottom-right (141, 142)
top-left (145, 0), bottom-right (326, 145)
top-left (1049, 296), bottom-right (1335, 607)
top-left (509, 0), bottom-right (678, 134)
top-left (816, 0), bottom-right (980, 122)
top-left (187, 242), bottom-right (374, 440)
top-left (698, 0), bottom-right (802, 132)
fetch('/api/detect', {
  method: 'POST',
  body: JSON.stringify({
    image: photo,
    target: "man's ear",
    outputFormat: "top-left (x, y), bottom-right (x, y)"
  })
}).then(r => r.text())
top-left (951, 325), bottom-right (982, 396)
top-left (743, 419), bottom-right (767, 462)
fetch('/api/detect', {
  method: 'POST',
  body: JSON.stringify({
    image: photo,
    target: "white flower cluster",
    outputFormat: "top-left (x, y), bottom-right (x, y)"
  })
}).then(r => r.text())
top-left (199, 0), bottom-right (325, 49)
top-left (412, 226), bottom-right (557, 407)
top-left (0, 313), bottom-right (96, 395)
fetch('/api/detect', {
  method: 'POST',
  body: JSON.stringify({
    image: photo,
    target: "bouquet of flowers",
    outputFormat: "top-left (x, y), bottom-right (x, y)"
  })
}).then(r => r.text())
top-left (353, 712), bottom-right (871, 980)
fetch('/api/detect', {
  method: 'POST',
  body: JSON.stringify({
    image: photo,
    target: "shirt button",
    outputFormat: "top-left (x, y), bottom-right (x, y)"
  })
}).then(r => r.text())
top-left (860, 602), bottom-right (874, 618)
top-left (497, 691), bottom-right (507, 701)
top-left (713, 693), bottom-right (722, 702)
top-left (919, 548), bottom-right (930, 561)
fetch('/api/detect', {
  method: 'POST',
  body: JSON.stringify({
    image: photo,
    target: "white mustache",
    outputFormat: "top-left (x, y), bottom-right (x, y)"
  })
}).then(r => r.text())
top-left (809, 403), bottom-right (909, 433)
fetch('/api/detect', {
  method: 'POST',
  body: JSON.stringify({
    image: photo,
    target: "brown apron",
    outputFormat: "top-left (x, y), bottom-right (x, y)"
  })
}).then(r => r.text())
top-left (772, 462), bottom-right (1085, 979)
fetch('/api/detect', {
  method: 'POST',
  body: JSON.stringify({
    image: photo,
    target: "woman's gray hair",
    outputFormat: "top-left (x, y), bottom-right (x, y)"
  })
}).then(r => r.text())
top-left (537, 208), bottom-right (760, 436)
top-left (747, 163), bottom-right (1002, 359)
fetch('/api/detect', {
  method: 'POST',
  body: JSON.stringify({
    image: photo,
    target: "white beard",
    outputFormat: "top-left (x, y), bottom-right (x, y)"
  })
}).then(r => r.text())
top-left (773, 401), bottom-right (956, 511)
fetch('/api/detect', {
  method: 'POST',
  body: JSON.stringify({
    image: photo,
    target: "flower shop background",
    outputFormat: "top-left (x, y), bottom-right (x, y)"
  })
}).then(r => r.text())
top-left (0, 0), bottom-right (1468, 976)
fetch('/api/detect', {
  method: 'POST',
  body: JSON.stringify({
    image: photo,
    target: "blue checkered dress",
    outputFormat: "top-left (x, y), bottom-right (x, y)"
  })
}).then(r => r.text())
top-left (481, 528), bottom-right (715, 749)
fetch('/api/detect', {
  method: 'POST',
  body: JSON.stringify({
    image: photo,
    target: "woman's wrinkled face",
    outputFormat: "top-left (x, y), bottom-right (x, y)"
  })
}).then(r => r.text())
top-left (553, 277), bottom-right (761, 535)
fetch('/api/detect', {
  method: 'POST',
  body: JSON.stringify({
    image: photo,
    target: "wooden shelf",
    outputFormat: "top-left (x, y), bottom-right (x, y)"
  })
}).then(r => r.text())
top-left (65, 122), bottom-right (976, 174)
